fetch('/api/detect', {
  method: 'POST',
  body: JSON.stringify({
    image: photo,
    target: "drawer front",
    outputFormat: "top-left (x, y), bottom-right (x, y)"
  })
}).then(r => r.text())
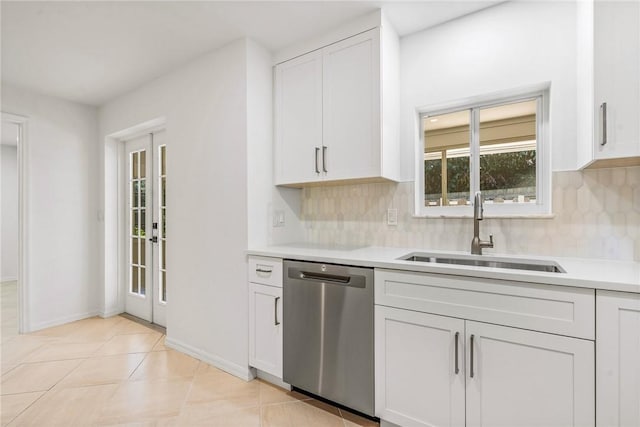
top-left (375, 269), bottom-right (595, 340)
top-left (248, 256), bottom-right (283, 287)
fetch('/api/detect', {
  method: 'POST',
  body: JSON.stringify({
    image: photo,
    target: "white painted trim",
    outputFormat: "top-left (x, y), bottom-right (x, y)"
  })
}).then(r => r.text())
top-left (107, 117), bottom-right (167, 141)
top-left (1, 276), bottom-right (17, 282)
top-left (414, 83), bottom-right (552, 217)
top-left (99, 308), bottom-right (124, 319)
top-left (2, 112), bottom-right (30, 333)
top-left (30, 310), bottom-right (100, 332)
top-left (273, 10), bottom-right (381, 65)
top-left (165, 336), bottom-right (254, 381)
top-left (102, 117), bottom-right (167, 321)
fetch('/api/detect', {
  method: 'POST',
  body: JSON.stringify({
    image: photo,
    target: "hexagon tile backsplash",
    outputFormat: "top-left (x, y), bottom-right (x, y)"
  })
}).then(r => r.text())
top-left (300, 166), bottom-right (640, 261)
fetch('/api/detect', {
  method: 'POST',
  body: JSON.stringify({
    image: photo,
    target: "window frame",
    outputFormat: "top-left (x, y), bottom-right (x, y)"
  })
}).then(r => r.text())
top-left (414, 84), bottom-right (551, 218)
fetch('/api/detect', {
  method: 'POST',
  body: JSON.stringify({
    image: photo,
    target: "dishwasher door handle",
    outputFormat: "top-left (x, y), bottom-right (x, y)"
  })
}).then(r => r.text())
top-left (286, 266), bottom-right (369, 289)
top-left (299, 271), bottom-right (351, 284)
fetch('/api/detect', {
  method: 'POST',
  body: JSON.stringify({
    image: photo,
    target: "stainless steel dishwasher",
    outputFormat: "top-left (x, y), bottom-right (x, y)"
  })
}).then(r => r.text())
top-left (283, 260), bottom-right (374, 416)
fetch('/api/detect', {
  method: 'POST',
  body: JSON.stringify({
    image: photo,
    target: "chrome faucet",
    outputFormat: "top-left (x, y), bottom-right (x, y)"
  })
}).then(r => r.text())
top-left (471, 191), bottom-right (494, 255)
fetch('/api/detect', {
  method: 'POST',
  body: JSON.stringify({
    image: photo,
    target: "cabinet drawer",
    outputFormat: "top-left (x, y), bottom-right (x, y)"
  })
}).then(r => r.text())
top-left (248, 256), bottom-right (283, 287)
top-left (375, 269), bottom-right (595, 340)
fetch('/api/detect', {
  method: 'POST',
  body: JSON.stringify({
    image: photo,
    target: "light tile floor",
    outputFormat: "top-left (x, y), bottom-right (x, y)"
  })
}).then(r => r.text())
top-left (0, 309), bottom-right (377, 426)
top-left (1, 282), bottom-right (18, 344)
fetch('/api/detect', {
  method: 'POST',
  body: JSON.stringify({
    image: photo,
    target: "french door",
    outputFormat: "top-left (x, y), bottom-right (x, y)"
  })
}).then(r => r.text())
top-left (124, 131), bottom-right (167, 326)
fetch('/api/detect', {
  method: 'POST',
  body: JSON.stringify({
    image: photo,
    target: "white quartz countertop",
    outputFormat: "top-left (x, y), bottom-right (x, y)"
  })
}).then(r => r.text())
top-left (247, 244), bottom-right (640, 294)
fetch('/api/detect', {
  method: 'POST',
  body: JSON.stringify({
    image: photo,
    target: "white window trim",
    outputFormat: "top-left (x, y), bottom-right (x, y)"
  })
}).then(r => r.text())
top-left (414, 83), bottom-right (552, 218)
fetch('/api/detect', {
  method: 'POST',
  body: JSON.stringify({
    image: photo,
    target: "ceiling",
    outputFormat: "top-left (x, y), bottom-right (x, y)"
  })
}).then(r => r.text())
top-left (1, 1), bottom-right (500, 107)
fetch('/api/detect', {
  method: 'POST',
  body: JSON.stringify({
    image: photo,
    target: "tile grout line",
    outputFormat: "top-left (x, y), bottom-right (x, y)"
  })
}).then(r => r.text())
top-left (172, 357), bottom-right (198, 423)
top-left (4, 390), bottom-right (47, 427)
top-left (123, 342), bottom-right (154, 381)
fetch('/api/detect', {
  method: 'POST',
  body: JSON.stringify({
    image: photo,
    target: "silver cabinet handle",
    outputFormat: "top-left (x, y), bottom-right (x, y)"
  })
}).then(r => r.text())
top-left (315, 147), bottom-right (320, 173)
top-left (600, 102), bottom-right (607, 146)
top-left (454, 332), bottom-right (460, 375)
top-left (470, 334), bottom-right (475, 378)
top-left (255, 267), bottom-right (272, 274)
top-left (322, 146), bottom-right (327, 173)
top-left (274, 296), bottom-right (280, 326)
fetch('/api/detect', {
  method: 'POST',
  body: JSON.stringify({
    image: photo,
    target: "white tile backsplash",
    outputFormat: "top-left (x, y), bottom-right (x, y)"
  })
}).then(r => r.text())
top-left (300, 167), bottom-right (640, 261)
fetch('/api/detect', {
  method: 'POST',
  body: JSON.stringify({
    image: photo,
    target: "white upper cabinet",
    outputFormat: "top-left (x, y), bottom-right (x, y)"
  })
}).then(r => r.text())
top-left (594, 0), bottom-right (640, 163)
top-left (274, 13), bottom-right (400, 187)
top-left (579, 0), bottom-right (640, 168)
top-left (322, 30), bottom-right (381, 181)
top-left (274, 51), bottom-right (323, 185)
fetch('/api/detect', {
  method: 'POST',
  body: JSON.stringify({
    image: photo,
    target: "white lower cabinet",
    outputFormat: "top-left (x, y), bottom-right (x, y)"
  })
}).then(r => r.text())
top-left (465, 321), bottom-right (594, 427)
top-left (374, 270), bottom-right (595, 427)
top-left (248, 282), bottom-right (283, 378)
top-left (375, 306), bottom-right (465, 427)
top-left (597, 290), bottom-right (640, 427)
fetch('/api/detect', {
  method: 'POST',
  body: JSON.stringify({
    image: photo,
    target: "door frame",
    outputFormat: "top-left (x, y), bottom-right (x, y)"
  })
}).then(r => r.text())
top-left (103, 117), bottom-right (166, 319)
top-left (1, 112), bottom-right (30, 333)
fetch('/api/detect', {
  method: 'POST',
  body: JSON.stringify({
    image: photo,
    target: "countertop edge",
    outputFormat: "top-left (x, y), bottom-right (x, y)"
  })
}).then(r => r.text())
top-left (247, 246), bottom-right (640, 294)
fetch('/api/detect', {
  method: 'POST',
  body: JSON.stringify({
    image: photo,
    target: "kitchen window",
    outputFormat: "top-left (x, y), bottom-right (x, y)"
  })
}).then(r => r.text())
top-left (415, 87), bottom-right (551, 217)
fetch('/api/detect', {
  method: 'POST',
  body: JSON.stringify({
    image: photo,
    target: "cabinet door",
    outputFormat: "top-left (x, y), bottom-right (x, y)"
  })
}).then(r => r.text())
top-left (594, 0), bottom-right (640, 159)
top-left (249, 283), bottom-right (283, 378)
top-left (597, 290), bottom-right (640, 427)
top-left (322, 29), bottom-right (381, 181)
top-left (375, 306), bottom-right (465, 427)
top-left (465, 321), bottom-right (594, 427)
top-left (274, 50), bottom-right (323, 185)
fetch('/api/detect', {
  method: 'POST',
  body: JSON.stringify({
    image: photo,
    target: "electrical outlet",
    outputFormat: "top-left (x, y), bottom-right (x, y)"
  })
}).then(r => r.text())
top-left (273, 210), bottom-right (285, 227)
top-left (387, 208), bottom-right (398, 226)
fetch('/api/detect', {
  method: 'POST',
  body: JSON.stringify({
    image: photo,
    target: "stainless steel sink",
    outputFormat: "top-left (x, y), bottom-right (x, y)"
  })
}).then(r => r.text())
top-left (399, 253), bottom-right (566, 273)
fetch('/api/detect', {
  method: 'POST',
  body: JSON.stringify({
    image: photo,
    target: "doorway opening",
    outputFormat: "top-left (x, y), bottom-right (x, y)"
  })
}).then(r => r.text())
top-left (1, 113), bottom-right (28, 334)
top-left (122, 130), bottom-right (167, 327)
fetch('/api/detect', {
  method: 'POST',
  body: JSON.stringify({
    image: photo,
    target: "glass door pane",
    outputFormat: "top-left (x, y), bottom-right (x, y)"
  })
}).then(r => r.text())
top-left (158, 144), bottom-right (167, 304)
top-left (129, 149), bottom-right (148, 296)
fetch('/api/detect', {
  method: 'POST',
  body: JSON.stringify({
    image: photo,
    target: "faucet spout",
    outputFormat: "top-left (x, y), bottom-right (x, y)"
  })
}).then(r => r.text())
top-left (474, 191), bottom-right (483, 220)
top-left (471, 191), bottom-right (494, 255)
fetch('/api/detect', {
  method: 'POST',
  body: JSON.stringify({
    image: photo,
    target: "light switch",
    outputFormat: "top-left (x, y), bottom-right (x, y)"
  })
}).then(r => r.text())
top-left (387, 208), bottom-right (398, 226)
top-left (273, 210), bottom-right (285, 227)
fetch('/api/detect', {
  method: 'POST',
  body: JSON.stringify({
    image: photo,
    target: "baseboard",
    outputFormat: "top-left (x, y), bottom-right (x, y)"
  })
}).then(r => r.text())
top-left (99, 308), bottom-right (124, 318)
top-left (1, 276), bottom-right (17, 283)
top-left (256, 369), bottom-right (291, 390)
top-left (29, 310), bottom-right (100, 332)
top-left (165, 336), bottom-right (253, 381)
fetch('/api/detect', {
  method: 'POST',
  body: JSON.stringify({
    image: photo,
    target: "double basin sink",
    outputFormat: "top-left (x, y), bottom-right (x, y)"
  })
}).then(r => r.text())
top-left (399, 252), bottom-right (566, 273)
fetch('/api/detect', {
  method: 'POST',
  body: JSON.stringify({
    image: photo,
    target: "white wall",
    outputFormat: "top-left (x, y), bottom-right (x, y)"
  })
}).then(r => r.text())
top-left (1, 145), bottom-right (18, 281)
top-left (400, 1), bottom-right (579, 179)
top-left (99, 38), bottom-right (289, 380)
top-left (1, 84), bottom-right (99, 331)
top-left (246, 39), bottom-right (304, 248)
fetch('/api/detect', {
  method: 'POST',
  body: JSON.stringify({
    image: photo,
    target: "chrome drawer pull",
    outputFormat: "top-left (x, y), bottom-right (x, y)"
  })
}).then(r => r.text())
top-left (454, 332), bottom-right (460, 375)
top-left (470, 334), bottom-right (475, 378)
top-left (274, 296), bottom-right (280, 326)
top-left (600, 102), bottom-right (607, 146)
